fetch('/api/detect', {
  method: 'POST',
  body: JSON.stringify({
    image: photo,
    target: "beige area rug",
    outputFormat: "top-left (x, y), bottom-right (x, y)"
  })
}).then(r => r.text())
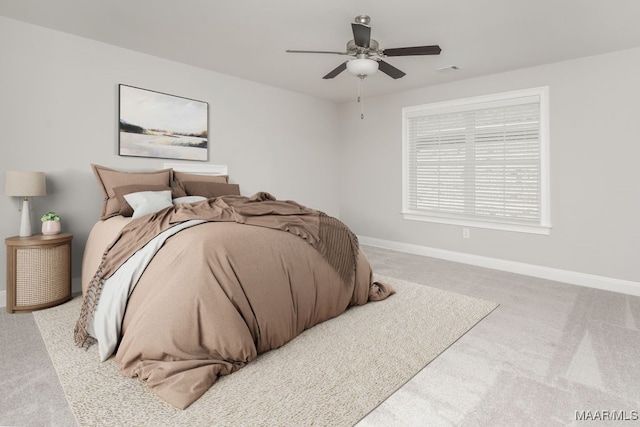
top-left (34, 274), bottom-right (498, 426)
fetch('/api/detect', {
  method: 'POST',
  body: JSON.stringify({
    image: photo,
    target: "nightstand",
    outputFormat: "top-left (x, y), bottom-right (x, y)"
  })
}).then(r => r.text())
top-left (5, 233), bottom-right (73, 313)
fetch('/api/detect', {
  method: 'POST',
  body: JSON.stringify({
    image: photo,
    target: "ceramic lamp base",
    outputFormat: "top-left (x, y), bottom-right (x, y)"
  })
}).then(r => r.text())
top-left (19, 199), bottom-right (32, 237)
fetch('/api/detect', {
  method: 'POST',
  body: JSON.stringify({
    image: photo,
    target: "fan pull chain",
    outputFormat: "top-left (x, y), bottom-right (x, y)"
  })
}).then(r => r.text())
top-left (357, 75), bottom-right (365, 120)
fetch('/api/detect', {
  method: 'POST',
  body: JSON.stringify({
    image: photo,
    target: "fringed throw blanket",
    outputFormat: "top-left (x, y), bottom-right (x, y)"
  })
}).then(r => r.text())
top-left (74, 193), bottom-right (393, 409)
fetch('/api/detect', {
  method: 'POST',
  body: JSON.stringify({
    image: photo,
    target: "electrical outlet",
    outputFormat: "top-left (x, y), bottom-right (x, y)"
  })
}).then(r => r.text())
top-left (462, 228), bottom-right (470, 239)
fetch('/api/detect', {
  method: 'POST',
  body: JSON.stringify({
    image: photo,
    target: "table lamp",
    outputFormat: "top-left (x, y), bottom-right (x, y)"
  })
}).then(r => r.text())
top-left (5, 171), bottom-right (47, 237)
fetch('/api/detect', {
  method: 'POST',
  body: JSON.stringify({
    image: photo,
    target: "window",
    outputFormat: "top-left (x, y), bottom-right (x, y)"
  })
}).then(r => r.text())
top-left (402, 87), bottom-right (550, 234)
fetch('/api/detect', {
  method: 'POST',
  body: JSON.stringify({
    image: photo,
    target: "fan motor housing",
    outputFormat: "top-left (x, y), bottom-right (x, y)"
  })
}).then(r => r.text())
top-left (347, 39), bottom-right (379, 55)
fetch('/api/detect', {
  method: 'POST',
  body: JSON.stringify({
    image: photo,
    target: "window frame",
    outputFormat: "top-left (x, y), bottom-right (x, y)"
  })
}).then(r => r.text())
top-left (401, 87), bottom-right (551, 235)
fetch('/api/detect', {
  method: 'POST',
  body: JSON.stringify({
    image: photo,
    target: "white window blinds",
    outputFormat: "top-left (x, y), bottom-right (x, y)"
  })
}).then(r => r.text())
top-left (402, 87), bottom-right (550, 234)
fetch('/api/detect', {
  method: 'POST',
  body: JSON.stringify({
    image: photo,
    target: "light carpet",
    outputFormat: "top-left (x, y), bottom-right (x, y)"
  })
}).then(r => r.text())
top-left (34, 274), bottom-right (498, 426)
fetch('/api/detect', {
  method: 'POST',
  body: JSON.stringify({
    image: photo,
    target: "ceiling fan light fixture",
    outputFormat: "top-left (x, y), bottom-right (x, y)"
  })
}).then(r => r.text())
top-left (346, 58), bottom-right (379, 77)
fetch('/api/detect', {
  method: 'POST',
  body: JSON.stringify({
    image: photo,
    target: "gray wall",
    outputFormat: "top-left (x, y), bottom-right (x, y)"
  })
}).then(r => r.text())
top-left (338, 47), bottom-right (640, 283)
top-left (2, 15), bottom-right (639, 299)
top-left (0, 16), bottom-right (341, 294)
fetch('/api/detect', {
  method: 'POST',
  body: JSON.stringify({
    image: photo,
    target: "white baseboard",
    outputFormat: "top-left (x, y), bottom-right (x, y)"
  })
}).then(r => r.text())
top-left (0, 290), bottom-right (4, 308)
top-left (359, 235), bottom-right (640, 297)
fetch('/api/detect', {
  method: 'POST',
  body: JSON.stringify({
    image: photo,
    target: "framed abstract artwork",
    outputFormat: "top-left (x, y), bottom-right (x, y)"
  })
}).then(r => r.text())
top-left (118, 84), bottom-right (209, 161)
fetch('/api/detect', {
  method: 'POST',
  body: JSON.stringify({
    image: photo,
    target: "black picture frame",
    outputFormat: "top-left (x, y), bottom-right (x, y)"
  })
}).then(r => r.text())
top-left (118, 84), bottom-right (209, 161)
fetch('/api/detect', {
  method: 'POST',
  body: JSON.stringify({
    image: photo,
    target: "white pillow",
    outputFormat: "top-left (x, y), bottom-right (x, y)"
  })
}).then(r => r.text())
top-left (172, 196), bottom-right (207, 205)
top-left (124, 190), bottom-right (173, 219)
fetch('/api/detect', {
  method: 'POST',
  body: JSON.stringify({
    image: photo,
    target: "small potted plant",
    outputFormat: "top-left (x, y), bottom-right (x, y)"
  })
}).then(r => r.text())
top-left (41, 211), bottom-right (61, 235)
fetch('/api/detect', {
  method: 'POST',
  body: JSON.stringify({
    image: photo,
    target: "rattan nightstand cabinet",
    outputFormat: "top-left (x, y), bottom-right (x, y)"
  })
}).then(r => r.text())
top-left (5, 233), bottom-right (73, 313)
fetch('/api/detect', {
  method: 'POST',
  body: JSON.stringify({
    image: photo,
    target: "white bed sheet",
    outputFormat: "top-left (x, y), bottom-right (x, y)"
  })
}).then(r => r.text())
top-left (87, 219), bottom-right (205, 361)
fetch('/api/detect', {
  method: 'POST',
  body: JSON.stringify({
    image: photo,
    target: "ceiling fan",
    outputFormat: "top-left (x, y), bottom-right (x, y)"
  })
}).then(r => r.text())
top-left (286, 15), bottom-right (442, 80)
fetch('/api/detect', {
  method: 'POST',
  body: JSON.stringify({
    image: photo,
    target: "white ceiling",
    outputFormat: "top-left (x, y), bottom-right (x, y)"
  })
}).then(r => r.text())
top-left (2, 0), bottom-right (640, 103)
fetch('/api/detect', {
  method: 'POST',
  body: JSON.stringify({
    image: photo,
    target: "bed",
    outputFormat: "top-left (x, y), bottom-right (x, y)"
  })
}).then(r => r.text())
top-left (75, 164), bottom-right (394, 409)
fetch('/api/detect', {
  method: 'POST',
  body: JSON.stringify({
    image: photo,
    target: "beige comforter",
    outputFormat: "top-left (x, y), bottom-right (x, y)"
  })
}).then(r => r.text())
top-left (76, 194), bottom-right (394, 409)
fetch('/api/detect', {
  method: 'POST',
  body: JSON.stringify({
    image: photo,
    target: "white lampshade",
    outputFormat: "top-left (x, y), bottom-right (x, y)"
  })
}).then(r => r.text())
top-left (346, 58), bottom-right (379, 77)
top-left (5, 171), bottom-right (46, 197)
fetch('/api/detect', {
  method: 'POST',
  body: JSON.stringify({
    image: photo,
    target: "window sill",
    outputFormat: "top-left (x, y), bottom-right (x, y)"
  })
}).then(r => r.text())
top-left (402, 212), bottom-right (552, 235)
